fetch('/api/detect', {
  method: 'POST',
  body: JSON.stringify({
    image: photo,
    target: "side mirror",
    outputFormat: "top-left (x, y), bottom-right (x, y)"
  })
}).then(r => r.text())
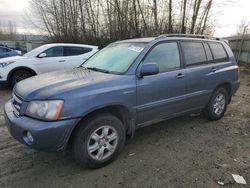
top-left (38, 53), bottom-right (47, 58)
top-left (139, 63), bottom-right (159, 77)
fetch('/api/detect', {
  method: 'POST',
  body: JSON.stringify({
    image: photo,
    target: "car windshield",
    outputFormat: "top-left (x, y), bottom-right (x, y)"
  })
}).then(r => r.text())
top-left (82, 42), bottom-right (146, 74)
top-left (23, 45), bottom-right (49, 58)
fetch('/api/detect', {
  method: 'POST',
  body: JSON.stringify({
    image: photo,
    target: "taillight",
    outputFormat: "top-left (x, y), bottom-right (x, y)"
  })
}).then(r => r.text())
top-left (236, 65), bottom-right (240, 81)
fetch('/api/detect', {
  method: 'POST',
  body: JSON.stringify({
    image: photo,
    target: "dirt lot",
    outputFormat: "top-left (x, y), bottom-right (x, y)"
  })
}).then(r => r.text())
top-left (0, 69), bottom-right (249, 188)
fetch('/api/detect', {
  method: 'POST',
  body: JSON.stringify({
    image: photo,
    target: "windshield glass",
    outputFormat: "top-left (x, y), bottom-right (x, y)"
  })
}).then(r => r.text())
top-left (82, 42), bottom-right (146, 74)
top-left (23, 45), bottom-right (49, 58)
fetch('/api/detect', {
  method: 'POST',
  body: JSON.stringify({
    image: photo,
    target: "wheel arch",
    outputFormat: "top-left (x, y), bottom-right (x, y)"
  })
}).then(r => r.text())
top-left (215, 82), bottom-right (232, 98)
top-left (210, 82), bottom-right (232, 105)
top-left (68, 105), bottom-right (134, 145)
top-left (7, 66), bottom-right (37, 81)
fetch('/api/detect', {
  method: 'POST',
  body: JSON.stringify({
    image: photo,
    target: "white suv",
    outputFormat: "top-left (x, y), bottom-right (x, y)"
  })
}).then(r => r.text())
top-left (0, 43), bottom-right (98, 86)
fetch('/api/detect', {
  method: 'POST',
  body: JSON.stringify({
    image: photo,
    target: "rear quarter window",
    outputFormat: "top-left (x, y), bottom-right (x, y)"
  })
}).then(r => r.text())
top-left (181, 42), bottom-right (207, 66)
top-left (209, 42), bottom-right (228, 62)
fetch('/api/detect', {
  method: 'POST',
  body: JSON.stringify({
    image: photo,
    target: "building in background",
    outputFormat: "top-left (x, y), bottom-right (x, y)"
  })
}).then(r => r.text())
top-left (0, 34), bottom-right (47, 53)
top-left (225, 34), bottom-right (250, 64)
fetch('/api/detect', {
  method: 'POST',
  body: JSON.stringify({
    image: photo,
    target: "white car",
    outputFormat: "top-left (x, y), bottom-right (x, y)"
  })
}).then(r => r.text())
top-left (0, 43), bottom-right (98, 86)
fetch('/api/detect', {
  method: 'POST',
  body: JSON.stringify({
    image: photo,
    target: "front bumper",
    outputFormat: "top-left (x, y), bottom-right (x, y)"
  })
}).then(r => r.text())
top-left (4, 100), bottom-right (80, 151)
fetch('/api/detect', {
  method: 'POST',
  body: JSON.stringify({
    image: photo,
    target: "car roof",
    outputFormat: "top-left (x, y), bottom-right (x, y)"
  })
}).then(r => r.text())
top-left (157, 37), bottom-right (225, 43)
top-left (42, 43), bottom-right (98, 48)
top-left (116, 37), bottom-right (156, 43)
top-left (116, 35), bottom-right (225, 44)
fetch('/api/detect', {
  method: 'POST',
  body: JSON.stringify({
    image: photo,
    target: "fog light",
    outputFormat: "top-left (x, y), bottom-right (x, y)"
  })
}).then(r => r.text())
top-left (27, 131), bottom-right (34, 143)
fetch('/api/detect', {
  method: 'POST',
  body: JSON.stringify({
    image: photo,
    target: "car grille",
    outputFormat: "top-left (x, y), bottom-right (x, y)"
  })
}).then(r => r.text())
top-left (11, 92), bottom-right (23, 116)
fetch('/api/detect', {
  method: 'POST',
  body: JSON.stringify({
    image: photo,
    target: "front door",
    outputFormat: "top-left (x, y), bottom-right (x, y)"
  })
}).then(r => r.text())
top-left (136, 42), bottom-right (187, 126)
top-left (35, 46), bottom-right (67, 73)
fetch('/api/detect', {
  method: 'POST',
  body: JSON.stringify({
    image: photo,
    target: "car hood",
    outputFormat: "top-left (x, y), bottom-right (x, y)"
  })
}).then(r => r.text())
top-left (14, 68), bottom-right (120, 101)
top-left (0, 55), bottom-right (25, 62)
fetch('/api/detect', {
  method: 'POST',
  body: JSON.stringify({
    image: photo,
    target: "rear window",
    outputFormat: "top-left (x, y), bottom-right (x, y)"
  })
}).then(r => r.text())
top-left (181, 42), bottom-right (207, 66)
top-left (64, 46), bottom-right (92, 56)
top-left (209, 42), bottom-right (228, 62)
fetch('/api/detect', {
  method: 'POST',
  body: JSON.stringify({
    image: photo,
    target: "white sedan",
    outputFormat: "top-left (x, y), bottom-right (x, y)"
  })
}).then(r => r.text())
top-left (0, 43), bottom-right (98, 87)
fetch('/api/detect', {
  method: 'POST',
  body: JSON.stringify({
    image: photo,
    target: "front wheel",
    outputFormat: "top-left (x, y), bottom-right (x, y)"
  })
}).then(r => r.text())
top-left (9, 70), bottom-right (33, 87)
top-left (73, 114), bottom-right (126, 168)
top-left (203, 87), bottom-right (229, 120)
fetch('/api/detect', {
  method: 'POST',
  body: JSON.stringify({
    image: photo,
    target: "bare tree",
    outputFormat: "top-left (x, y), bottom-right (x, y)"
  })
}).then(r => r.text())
top-left (168, 0), bottom-right (173, 33)
top-left (181, 0), bottom-right (187, 33)
top-left (153, 0), bottom-right (158, 34)
top-left (190, 0), bottom-right (202, 34)
top-left (0, 21), bottom-right (17, 40)
top-left (30, 0), bottom-right (216, 45)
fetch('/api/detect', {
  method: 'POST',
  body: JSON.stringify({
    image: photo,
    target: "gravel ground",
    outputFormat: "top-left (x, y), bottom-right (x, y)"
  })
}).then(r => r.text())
top-left (0, 69), bottom-right (249, 188)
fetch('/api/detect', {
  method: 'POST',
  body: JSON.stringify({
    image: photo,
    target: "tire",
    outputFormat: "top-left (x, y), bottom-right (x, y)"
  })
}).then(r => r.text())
top-left (73, 113), bottom-right (126, 168)
top-left (203, 87), bottom-right (229, 120)
top-left (10, 70), bottom-right (33, 87)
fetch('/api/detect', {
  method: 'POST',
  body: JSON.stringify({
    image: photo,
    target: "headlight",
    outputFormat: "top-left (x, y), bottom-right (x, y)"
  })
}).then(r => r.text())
top-left (0, 61), bottom-right (15, 68)
top-left (26, 100), bottom-right (64, 120)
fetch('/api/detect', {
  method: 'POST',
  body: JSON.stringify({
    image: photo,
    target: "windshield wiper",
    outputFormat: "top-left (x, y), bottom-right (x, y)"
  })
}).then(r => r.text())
top-left (85, 67), bottom-right (111, 74)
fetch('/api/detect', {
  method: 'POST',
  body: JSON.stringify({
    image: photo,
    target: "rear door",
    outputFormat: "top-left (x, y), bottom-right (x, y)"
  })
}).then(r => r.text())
top-left (136, 41), bottom-right (187, 126)
top-left (63, 46), bottom-right (94, 68)
top-left (181, 41), bottom-right (229, 110)
top-left (207, 41), bottom-right (232, 90)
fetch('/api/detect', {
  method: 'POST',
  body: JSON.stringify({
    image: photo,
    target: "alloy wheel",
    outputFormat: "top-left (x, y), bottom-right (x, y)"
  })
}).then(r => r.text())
top-left (87, 125), bottom-right (118, 161)
top-left (213, 93), bottom-right (226, 115)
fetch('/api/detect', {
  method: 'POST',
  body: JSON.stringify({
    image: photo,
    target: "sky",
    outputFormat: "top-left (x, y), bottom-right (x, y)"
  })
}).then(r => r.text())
top-left (213, 0), bottom-right (250, 36)
top-left (0, 0), bottom-right (250, 37)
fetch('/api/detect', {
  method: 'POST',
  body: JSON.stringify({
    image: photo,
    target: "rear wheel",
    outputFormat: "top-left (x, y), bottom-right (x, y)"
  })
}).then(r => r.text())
top-left (73, 113), bottom-right (126, 168)
top-left (203, 87), bottom-right (229, 120)
top-left (9, 70), bottom-right (33, 87)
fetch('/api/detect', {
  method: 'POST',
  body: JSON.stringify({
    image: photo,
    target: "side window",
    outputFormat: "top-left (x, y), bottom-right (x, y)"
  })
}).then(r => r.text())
top-left (142, 42), bottom-right (180, 73)
top-left (0, 47), bottom-right (4, 52)
top-left (203, 43), bottom-right (213, 62)
top-left (209, 42), bottom-right (228, 62)
top-left (43, 47), bottom-right (63, 57)
top-left (181, 42), bottom-right (207, 66)
top-left (64, 46), bottom-right (92, 56)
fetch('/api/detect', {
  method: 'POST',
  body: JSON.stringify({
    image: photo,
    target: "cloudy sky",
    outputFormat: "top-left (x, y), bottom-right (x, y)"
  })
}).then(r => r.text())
top-left (0, 0), bottom-right (29, 33)
top-left (0, 0), bottom-right (250, 37)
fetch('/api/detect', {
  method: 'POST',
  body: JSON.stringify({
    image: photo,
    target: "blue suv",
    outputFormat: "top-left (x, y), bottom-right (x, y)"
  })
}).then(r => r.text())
top-left (4, 34), bottom-right (240, 168)
top-left (0, 46), bottom-right (20, 58)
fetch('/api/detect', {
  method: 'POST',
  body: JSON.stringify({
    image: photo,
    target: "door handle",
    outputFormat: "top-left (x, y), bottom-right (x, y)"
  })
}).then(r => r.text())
top-left (58, 60), bottom-right (66, 62)
top-left (176, 73), bottom-right (185, 79)
top-left (211, 67), bottom-right (217, 72)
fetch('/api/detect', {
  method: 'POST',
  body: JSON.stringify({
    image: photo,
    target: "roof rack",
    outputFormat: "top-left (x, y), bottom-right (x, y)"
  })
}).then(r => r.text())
top-left (156, 34), bottom-right (221, 41)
